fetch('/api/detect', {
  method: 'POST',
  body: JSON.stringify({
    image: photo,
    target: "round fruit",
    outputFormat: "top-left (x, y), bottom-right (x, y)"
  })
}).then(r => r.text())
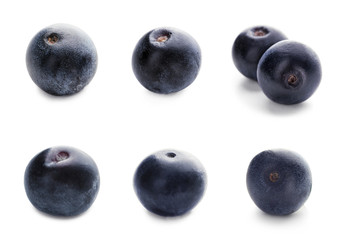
top-left (232, 26), bottom-right (287, 80)
top-left (24, 146), bottom-right (100, 217)
top-left (133, 149), bottom-right (207, 216)
top-left (26, 24), bottom-right (98, 96)
top-left (132, 27), bottom-right (201, 94)
top-left (246, 149), bottom-right (312, 215)
top-left (257, 40), bottom-right (322, 104)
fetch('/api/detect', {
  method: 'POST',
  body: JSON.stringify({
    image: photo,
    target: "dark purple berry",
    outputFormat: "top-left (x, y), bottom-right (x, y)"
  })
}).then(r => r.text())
top-left (24, 146), bottom-right (100, 217)
top-left (26, 24), bottom-right (98, 96)
top-left (232, 26), bottom-right (287, 80)
top-left (132, 27), bottom-right (201, 94)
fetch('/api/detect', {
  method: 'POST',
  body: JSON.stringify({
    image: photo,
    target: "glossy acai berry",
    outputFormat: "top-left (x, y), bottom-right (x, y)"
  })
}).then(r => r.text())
top-left (26, 24), bottom-right (98, 96)
top-left (246, 149), bottom-right (312, 216)
top-left (24, 146), bottom-right (100, 217)
top-left (232, 26), bottom-right (287, 80)
top-left (133, 149), bottom-right (207, 217)
top-left (257, 40), bottom-right (322, 104)
top-left (132, 27), bottom-right (201, 94)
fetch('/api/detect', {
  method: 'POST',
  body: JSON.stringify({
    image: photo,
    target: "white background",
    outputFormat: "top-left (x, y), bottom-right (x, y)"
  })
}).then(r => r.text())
top-left (0, 0), bottom-right (355, 239)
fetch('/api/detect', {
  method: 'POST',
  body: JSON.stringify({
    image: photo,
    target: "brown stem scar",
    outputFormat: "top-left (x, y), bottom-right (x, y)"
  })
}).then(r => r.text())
top-left (287, 74), bottom-right (298, 85)
top-left (157, 36), bottom-right (169, 42)
top-left (269, 172), bottom-right (279, 182)
top-left (47, 34), bottom-right (59, 44)
top-left (254, 30), bottom-right (266, 36)
top-left (55, 151), bottom-right (69, 162)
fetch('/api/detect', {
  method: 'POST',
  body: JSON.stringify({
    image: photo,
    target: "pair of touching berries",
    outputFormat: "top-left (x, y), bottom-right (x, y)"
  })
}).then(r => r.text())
top-left (24, 147), bottom-right (312, 217)
top-left (26, 24), bottom-right (321, 104)
top-left (232, 26), bottom-right (322, 104)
